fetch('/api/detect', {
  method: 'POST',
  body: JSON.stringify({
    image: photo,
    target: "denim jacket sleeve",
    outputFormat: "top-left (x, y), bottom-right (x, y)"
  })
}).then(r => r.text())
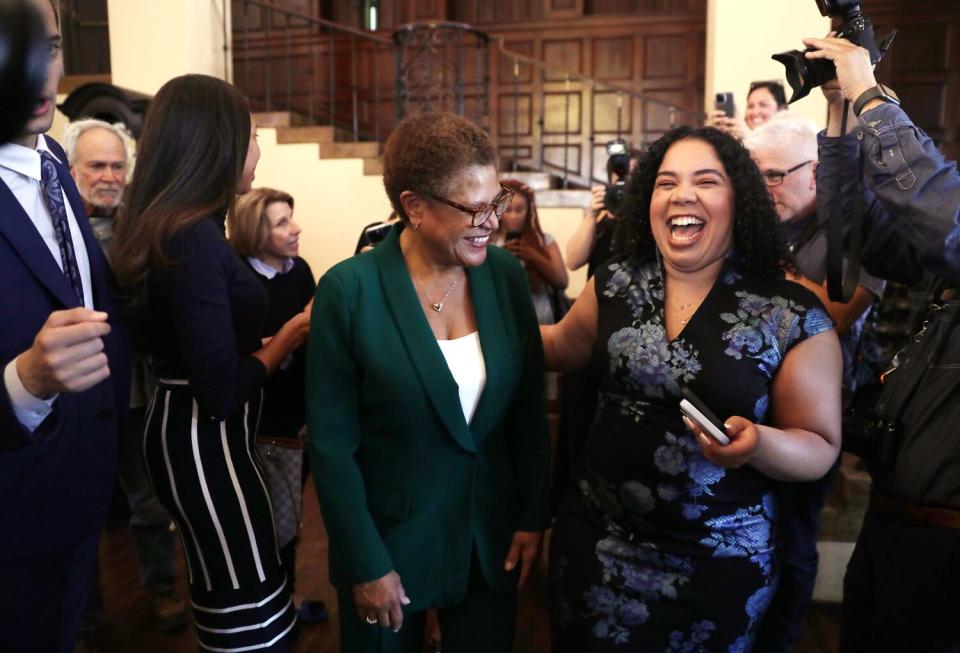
top-left (818, 103), bottom-right (960, 284)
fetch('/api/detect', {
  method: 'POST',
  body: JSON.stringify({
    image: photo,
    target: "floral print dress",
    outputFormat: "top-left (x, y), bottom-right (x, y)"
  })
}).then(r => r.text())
top-left (549, 255), bottom-right (832, 652)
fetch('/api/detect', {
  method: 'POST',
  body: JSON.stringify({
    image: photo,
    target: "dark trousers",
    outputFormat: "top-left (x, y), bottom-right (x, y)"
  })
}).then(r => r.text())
top-left (754, 465), bottom-right (836, 653)
top-left (840, 507), bottom-right (960, 653)
top-left (337, 552), bottom-right (517, 653)
top-left (0, 533), bottom-right (99, 653)
top-left (82, 405), bottom-right (177, 630)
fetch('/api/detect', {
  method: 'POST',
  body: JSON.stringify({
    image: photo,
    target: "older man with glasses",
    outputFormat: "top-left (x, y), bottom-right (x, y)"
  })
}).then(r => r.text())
top-left (744, 113), bottom-right (885, 653)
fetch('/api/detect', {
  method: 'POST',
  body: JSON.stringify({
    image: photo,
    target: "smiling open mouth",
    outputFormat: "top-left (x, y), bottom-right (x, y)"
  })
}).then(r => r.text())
top-left (669, 216), bottom-right (705, 241)
top-left (465, 235), bottom-right (489, 246)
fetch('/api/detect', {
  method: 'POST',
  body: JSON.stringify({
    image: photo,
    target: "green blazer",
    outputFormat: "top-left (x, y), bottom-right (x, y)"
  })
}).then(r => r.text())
top-left (306, 225), bottom-right (550, 609)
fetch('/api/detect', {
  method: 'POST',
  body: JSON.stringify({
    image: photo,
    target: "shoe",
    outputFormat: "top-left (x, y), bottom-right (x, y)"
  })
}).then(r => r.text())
top-left (297, 599), bottom-right (328, 624)
top-left (73, 627), bottom-right (100, 653)
top-left (149, 587), bottom-right (188, 633)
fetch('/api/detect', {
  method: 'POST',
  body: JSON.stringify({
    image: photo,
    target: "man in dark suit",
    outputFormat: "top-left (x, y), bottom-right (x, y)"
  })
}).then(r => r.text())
top-left (0, 1), bottom-right (129, 651)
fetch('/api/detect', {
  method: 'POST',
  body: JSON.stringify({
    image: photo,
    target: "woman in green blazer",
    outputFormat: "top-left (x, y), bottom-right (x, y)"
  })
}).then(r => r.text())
top-left (306, 112), bottom-right (551, 652)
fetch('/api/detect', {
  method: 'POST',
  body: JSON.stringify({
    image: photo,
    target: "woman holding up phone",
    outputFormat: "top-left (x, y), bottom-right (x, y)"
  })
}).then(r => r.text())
top-left (542, 126), bottom-right (841, 652)
top-left (493, 179), bottom-right (568, 325)
top-left (706, 80), bottom-right (789, 139)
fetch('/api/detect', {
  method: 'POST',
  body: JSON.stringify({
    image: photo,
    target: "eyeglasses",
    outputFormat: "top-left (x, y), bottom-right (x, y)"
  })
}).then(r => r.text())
top-left (426, 185), bottom-right (516, 227)
top-left (761, 160), bottom-right (813, 187)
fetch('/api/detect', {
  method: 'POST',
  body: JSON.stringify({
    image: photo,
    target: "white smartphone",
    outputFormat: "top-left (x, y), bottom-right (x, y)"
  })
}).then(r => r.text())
top-left (679, 387), bottom-right (730, 445)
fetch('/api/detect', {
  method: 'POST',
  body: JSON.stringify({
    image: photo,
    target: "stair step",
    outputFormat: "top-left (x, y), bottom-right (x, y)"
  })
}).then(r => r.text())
top-left (276, 125), bottom-right (355, 144)
top-left (252, 111), bottom-right (310, 128)
top-left (318, 141), bottom-right (382, 159)
top-left (499, 171), bottom-right (559, 191)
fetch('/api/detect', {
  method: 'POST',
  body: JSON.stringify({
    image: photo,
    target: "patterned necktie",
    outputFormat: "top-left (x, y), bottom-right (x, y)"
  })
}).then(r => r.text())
top-left (39, 151), bottom-right (85, 305)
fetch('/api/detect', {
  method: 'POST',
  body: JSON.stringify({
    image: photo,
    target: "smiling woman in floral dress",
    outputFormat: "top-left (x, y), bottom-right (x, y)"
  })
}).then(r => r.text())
top-left (542, 126), bottom-right (842, 652)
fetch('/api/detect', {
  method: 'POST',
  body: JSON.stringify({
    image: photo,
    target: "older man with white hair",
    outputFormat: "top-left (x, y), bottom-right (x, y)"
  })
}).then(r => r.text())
top-left (743, 113), bottom-right (885, 653)
top-left (63, 120), bottom-right (133, 251)
top-left (62, 119), bottom-right (186, 651)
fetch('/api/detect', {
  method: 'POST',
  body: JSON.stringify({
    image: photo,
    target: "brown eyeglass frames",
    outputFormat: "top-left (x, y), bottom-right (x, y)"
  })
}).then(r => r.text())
top-left (425, 184), bottom-right (516, 227)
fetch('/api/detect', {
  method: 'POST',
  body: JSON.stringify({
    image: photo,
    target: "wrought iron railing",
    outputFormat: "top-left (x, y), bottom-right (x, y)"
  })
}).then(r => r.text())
top-left (392, 22), bottom-right (491, 130)
top-left (233, 0), bottom-right (394, 141)
top-left (231, 7), bottom-right (705, 186)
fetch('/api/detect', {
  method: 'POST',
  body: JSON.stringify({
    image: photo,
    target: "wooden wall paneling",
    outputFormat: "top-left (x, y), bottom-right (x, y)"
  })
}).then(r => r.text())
top-left (592, 91), bottom-right (632, 135)
top-left (592, 36), bottom-right (634, 81)
top-left (890, 22), bottom-right (950, 73)
top-left (543, 0), bottom-right (583, 20)
top-left (499, 145), bottom-right (534, 163)
top-left (497, 94), bottom-right (534, 136)
top-left (541, 91), bottom-right (582, 134)
top-left (640, 89), bottom-right (686, 143)
top-left (541, 39), bottom-right (583, 81)
top-left (409, 0), bottom-right (446, 21)
top-left (542, 144), bottom-right (582, 177)
top-left (871, 8), bottom-right (960, 159)
top-left (499, 42), bottom-right (533, 83)
top-left (234, 4), bottom-right (708, 171)
top-left (62, 0), bottom-right (111, 75)
top-left (643, 33), bottom-right (686, 80)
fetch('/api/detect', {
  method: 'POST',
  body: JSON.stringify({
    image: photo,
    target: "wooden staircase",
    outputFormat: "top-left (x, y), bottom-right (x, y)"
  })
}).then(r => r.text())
top-left (253, 111), bottom-right (384, 175)
top-left (254, 112), bottom-right (597, 209)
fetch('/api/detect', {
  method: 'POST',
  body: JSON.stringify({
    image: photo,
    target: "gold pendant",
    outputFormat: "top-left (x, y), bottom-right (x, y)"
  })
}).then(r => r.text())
top-left (431, 302), bottom-right (443, 312)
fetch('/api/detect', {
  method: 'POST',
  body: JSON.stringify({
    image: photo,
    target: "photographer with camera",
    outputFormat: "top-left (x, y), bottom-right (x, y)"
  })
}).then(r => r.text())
top-left (805, 31), bottom-right (960, 652)
top-left (565, 142), bottom-right (632, 279)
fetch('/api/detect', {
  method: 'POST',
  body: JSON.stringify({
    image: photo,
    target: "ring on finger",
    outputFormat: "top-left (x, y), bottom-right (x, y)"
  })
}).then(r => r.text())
top-left (365, 616), bottom-right (378, 624)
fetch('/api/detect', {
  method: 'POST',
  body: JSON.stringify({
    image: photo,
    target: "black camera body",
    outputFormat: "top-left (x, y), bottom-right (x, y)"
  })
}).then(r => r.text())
top-left (773, 0), bottom-right (896, 104)
top-left (0, 0), bottom-right (48, 144)
top-left (604, 182), bottom-right (625, 214)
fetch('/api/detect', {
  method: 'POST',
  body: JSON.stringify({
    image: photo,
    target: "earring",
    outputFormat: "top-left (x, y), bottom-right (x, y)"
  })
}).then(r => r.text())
top-left (413, 222), bottom-right (421, 230)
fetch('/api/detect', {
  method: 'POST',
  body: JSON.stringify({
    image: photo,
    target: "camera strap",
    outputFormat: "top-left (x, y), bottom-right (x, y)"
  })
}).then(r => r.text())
top-left (827, 100), bottom-right (864, 302)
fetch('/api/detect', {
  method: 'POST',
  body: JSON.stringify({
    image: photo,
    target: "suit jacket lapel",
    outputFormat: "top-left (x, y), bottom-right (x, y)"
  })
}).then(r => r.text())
top-left (375, 226), bottom-right (477, 453)
top-left (467, 261), bottom-right (510, 445)
top-left (0, 179), bottom-right (81, 309)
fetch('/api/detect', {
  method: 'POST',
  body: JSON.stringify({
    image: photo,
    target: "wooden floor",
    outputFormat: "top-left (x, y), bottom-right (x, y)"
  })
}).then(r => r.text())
top-left (92, 485), bottom-right (843, 653)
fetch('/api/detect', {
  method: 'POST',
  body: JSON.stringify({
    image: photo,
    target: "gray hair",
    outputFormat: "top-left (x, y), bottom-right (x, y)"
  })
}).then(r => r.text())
top-left (62, 119), bottom-right (136, 172)
top-left (742, 112), bottom-right (819, 163)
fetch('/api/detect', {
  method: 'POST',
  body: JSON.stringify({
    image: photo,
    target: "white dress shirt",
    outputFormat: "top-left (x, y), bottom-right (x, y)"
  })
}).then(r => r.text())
top-left (0, 134), bottom-right (95, 431)
top-left (247, 256), bottom-right (294, 280)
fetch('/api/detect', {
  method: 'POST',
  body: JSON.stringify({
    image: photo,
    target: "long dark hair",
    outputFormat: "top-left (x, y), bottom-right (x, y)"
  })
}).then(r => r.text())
top-left (112, 74), bottom-right (251, 306)
top-left (498, 178), bottom-right (551, 291)
top-left (618, 126), bottom-right (789, 278)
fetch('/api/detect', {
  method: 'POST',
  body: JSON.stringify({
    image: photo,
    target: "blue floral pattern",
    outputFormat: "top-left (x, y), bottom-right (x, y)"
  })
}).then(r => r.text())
top-left (550, 257), bottom-right (833, 651)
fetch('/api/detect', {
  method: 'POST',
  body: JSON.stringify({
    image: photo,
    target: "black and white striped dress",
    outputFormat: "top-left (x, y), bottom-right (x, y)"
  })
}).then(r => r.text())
top-left (141, 218), bottom-right (297, 651)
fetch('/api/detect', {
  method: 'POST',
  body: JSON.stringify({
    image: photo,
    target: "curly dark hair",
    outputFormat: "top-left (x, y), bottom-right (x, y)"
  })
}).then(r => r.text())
top-left (618, 126), bottom-right (790, 278)
top-left (382, 111), bottom-right (496, 222)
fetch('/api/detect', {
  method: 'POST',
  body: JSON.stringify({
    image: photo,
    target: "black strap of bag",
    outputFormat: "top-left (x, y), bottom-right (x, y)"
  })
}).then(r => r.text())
top-left (827, 102), bottom-right (865, 302)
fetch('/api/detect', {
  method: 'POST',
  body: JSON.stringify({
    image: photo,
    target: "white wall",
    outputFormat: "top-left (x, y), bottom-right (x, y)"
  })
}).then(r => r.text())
top-left (107, 0), bottom-right (231, 95)
top-left (706, 0), bottom-right (830, 128)
top-left (252, 129), bottom-right (393, 278)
